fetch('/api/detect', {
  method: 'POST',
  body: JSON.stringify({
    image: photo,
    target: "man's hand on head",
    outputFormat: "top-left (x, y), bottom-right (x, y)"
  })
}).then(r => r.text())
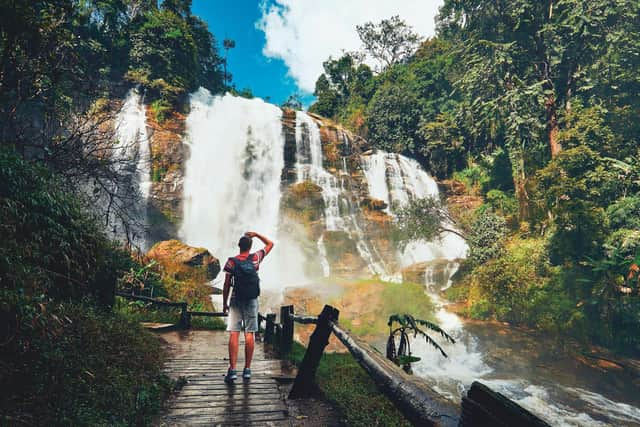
top-left (245, 231), bottom-right (257, 238)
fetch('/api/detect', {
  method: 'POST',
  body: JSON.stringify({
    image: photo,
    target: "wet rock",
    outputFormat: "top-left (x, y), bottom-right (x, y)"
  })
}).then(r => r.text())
top-left (146, 107), bottom-right (186, 241)
top-left (281, 108), bottom-right (298, 182)
top-left (147, 239), bottom-right (220, 281)
top-left (361, 196), bottom-right (388, 211)
top-left (401, 259), bottom-right (461, 288)
top-left (281, 181), bottom-right (325, 226)
top-left (323, 230), bottom-right (367, 275)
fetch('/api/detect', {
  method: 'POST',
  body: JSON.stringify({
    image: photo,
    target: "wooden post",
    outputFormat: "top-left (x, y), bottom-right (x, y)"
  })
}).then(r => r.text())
top-left (265, 313), bottom-right (276, 344)
top-left (289, 305), bottom-right (339, 399)
top-left (179, 302), bottom-right (191, 329)
top-left (280, 305), bottom-right (294, 355)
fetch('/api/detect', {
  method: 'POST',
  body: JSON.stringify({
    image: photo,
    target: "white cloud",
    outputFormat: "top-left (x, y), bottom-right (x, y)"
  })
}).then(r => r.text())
top-left (257, 0), bottom-right (443, 93)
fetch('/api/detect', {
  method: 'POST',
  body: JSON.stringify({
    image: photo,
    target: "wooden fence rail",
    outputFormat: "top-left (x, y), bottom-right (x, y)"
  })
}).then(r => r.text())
top-left (265, 303), bottom-right (548, 427)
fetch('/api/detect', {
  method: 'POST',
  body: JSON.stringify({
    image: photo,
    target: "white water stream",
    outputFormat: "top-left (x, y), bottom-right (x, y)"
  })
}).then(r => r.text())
top-left (294, 112), bottom-right (388, 278)
top-left (361, 149), bottom-right (640, 426)
top-left (113, 88), bottom-right (151, 249)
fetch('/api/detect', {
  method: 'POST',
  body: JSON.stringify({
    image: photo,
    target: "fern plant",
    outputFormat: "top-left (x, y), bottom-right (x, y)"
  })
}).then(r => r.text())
top-left (386, 314), bottom-right (456, 373)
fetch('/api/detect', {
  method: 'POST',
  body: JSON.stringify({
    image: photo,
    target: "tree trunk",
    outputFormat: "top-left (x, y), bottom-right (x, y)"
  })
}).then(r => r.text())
top-left (546, 95), bottom-right (562, 158)
top-left (510, 151), bottom-right (530, 221)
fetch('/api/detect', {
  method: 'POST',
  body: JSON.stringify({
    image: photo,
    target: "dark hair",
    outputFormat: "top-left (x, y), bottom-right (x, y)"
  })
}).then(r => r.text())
top-left (238, 236), bottom-right (252, 252)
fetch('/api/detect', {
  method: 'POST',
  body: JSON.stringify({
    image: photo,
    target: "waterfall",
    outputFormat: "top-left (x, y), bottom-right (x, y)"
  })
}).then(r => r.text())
top-left (113, 88), bottom-right (151, 249)
top-left (295, 112), bottom-right (388, 278)
top-left (360, 150), bottom-right (468, 264)
top-left (181, 89), bottom-right (306, 290)
top-left (359, 150), bottom-right (640, 425)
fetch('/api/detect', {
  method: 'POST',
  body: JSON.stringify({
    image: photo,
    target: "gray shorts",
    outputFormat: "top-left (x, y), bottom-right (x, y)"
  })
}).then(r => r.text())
top-left (227, 298), bottom-right (259, 332)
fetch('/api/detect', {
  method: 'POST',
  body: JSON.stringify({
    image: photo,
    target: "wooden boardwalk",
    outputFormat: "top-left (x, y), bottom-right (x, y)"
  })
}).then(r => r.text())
top-left (158, 330), bottom-right (295, 426)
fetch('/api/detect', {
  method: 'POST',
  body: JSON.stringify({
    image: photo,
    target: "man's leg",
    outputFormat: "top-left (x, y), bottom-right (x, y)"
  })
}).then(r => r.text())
top-left (228, 331), bottom-right (239, 370)
top-left (244, 332), bottom-right (255, 368)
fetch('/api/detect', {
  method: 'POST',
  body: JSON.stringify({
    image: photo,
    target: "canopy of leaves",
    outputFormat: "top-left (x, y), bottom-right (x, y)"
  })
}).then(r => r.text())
top-left (356, 15), bottom-right (422, 71)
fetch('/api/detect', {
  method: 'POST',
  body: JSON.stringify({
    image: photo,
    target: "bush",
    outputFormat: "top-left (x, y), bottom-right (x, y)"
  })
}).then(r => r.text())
top-left (0, 303), bottom-right (173, 425)
top-left (467, 209), bottom-right (507, 266)
top-left (0, 146), bottom-right (173, 424)
top-left (0, 147), bottom-right (124, 305)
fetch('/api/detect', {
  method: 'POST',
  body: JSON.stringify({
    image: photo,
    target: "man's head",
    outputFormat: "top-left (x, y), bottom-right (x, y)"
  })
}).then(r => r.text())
top-left (238, 235), bottom-right (252, 252)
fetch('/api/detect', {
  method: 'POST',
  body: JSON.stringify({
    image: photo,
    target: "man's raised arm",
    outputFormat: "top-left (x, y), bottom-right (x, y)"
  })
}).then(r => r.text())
top-left (246, 231), bottom-right (274, 254)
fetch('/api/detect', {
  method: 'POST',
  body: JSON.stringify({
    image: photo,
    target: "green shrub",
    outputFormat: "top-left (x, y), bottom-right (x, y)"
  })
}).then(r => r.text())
top-left (1, 302), bottom-right (173, 425)
top-left (467, 209), bottom-right (507, 266)
top-left (453, 164), bottom-right (489, 194)
top-left (150, 99), bottom-right (172, 123)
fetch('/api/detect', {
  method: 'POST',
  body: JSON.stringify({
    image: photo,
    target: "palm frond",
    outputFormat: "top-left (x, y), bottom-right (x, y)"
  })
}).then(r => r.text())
top-left (414, 318), bottom-right (456, 344)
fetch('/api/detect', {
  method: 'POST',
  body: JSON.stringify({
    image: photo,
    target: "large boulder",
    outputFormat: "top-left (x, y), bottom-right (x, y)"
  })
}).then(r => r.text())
top-left (147, 239), bottom-right (220, 281)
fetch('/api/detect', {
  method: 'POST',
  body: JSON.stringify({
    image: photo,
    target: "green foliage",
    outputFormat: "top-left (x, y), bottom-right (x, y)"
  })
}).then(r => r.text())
top-left (467, 209), bottom-right (507, 266)
top-left (287, 342), bottom-right (411, 427)
top-left (309, 54), bottom-right (374, 119)
top-left (356, 15), bottom-right (421, 71)
top-left (367, 82), bottom-right (422, 153)
top-left (453, 164), bottom-right (489, 195)
top-left (150, 99), bottom-right (172, 123)
top-left (0, 302), bottom-right (173, 425)
top-left (0, 146), bottom-right (173, 423)
top-left (485, 190), bottom-right (518, 219)
top-left (0, 147), bottom-right (125, 304)
top-left (386, 314), bottom-right (455, 364)
top-left (393, 197), bottom-right (464, 247)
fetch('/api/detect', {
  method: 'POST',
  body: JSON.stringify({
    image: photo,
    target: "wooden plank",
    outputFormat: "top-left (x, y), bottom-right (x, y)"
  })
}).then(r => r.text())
top-left (180, 388), bottom-right (281, 399)
top-left (172, 398), bottom-right (283, 408)
top-left (167, 405), bottom-right (287, 417)
top-left (163, 410), bottom-right (288, 423)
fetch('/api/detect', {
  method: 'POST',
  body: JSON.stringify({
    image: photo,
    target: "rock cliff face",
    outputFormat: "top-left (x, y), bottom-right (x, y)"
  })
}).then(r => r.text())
top-left (145, 109), bottom-right (186, 242)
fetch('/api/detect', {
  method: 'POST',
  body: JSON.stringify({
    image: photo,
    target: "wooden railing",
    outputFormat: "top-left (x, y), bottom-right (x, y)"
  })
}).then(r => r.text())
top-left (115, 292), bottom-right (272, 332)
top-left (265, 303), bottom-right (549, 427)
top-left (116, 292), bottom-right (548, 426)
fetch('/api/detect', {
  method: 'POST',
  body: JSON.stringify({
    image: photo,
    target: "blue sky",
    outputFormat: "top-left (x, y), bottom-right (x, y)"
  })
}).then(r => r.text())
top-left (192, 0), bottom-right (313, 106)
top-left (191, 0), bottom-right (442, 107)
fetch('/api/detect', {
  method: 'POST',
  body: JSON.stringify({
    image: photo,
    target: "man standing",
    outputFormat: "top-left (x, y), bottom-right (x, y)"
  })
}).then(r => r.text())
top-left (222, 231), bottom-right (274, 383)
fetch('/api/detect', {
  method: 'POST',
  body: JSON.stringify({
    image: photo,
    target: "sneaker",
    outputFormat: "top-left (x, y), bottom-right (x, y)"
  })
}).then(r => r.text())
top-left (242, 368), bottom-right (251, 380)
top-left (224, 368), bottom-right (237, 383)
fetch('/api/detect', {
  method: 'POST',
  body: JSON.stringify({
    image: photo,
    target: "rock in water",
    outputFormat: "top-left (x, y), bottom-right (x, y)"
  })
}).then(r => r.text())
top-left (147, 239), bottom-right (220, 281)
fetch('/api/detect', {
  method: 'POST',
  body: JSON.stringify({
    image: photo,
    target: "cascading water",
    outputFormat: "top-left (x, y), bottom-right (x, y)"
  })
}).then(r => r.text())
top-left (180, 89), bottom-right (306, 290)
top-left (294, 112), bottom-right (388, 278)
top-left (113, 88), bottom-right (151, 249)
top-left (360, 150), bottom-right (467, 264)
top-left (362, 148), bottom-right (640, 426)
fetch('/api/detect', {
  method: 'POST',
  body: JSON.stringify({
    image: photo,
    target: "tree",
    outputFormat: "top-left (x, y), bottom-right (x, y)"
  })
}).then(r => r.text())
top-left (309, 53), bottom-right (373, 118)
top-left (386, 314), bottom-right (455, 373)
top-left (366, 82), bottom-right (421, 153)
top-left (222, 38), bottom-right (235, 87)
top-left (281, 93), bottom-right (303, 110)
top-left (393, 197), bottom-right (467, 244)
top-left (356, 15), bottom-right (422, 71)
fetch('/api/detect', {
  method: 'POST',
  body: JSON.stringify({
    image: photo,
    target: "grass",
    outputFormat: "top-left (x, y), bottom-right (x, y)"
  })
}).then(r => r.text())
top-left (332, 278), bottom-right (437, 338)
top-left (288, 342), bottom-right (411, 427)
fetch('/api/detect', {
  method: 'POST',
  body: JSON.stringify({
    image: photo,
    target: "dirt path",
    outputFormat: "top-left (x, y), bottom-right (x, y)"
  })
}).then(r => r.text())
top-left (156, 330), bottom-right (340, 426)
